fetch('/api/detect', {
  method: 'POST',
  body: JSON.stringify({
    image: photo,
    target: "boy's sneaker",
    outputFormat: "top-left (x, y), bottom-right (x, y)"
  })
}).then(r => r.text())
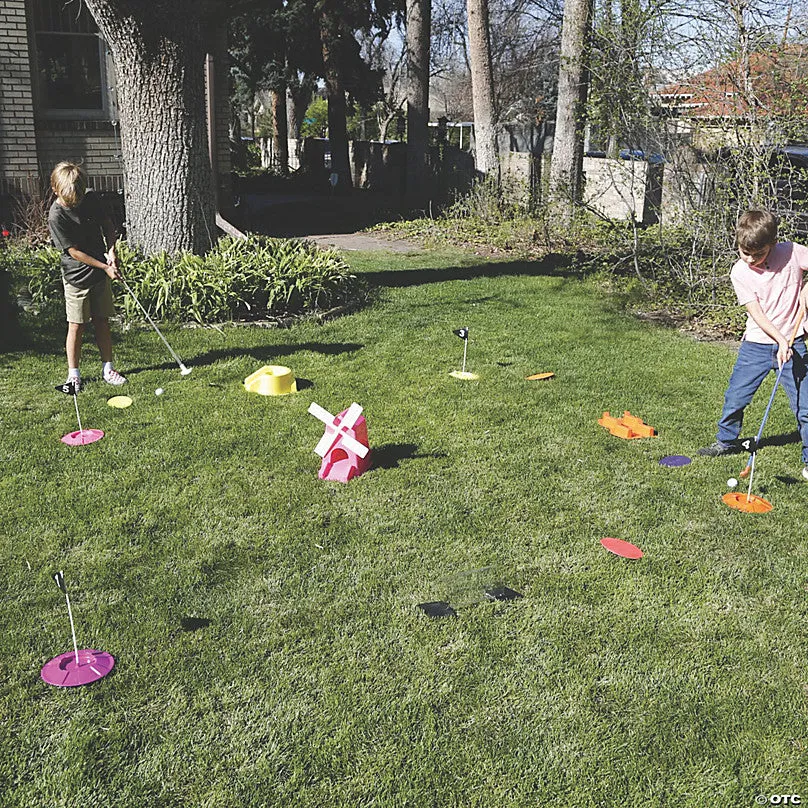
top-left (697, 440), bottom-right (737, 457)
top-left (103, 368), bottom-right (127, 386)
top-left (802, 467), bottom-right (808, 482)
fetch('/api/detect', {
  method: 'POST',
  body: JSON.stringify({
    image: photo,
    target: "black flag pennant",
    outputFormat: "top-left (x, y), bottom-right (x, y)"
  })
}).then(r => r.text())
top-left (453, 327), bottom-right (469, 340)
top-left (53, 571), bottom-right (67, 593)
top-left (740, 436), bottom-right (758, 453)
top-left (55, 381), bottom-right (79, 396)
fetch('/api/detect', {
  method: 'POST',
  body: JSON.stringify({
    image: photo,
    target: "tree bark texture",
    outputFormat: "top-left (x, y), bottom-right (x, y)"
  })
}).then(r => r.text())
top-left (319, 9), bottom-right (353, 192)
top-left (549, 0), bottom-right (593, 217)
top-left (405, 0), bottom-right (432, 206)
top-left (271, 88), bottom-right (289, 175)
top-left (466, 0), bottom-right (499, 181)
top-left (84, 0), bottom-right (217, 255)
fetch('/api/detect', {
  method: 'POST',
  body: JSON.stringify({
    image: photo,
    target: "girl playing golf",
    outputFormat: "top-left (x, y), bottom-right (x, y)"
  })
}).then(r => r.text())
top-left (699, 209), bottom-right (808, 479)
top-left (48, 162), bottom-right (126, 389)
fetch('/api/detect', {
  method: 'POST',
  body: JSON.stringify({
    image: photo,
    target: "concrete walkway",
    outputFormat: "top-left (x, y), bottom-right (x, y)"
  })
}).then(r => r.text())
top-left (306, 232), bottom-right (420, 252)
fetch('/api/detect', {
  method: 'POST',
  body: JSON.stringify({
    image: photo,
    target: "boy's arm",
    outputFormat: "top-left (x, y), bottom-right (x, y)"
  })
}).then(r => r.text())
top-left (67, 246), bottom-right (121, 280)
top-left (745, 299), bottom-right (791, 367)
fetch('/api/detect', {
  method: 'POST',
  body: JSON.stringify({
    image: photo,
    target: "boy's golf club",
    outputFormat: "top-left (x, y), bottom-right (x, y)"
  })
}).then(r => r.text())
top-left (739, 305), bottom-right (806, 491)
top-left (118, 277), bottom-right (192, 376)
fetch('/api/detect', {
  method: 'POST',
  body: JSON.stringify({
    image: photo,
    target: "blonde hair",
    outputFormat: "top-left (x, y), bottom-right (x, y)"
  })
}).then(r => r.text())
top-left (50, 162), bottom-right (87, 208)
top-left (736, 209), bottom-right (778, 253)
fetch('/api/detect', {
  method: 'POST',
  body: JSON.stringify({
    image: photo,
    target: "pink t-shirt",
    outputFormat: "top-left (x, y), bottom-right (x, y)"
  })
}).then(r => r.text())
top-left (731, 241), bottom-right (808, 343)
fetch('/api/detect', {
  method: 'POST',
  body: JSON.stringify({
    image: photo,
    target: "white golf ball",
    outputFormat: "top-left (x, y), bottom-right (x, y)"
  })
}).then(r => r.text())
top-left (727, 477), bottom-right (738, 488)
top-left (155, 388), bottom-right (163, 396)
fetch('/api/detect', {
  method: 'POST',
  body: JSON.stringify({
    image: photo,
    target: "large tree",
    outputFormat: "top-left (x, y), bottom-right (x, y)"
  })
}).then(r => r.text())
top-left (84, 0), bottom-right (219, 256)
top-left (549, 0), bottom-right (594, 219)
top-left (406, 0), bottom-right (432, 206)
top-left (467, 0), bottom-right (500, 179)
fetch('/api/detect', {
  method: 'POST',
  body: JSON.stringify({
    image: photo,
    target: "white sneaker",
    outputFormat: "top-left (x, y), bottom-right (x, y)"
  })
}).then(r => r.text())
top-left (802, 467), bottom-right (808, 482)
top-left (103, 368), bottom-right (127, 386)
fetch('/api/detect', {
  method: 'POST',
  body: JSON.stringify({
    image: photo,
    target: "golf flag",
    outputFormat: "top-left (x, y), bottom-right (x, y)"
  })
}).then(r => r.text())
top-left (53, 571), bottom-right (67, 592)
top-left (453, 327), bottom-right (469, 340)
top-left (55, 381), bottom-right (78, 396)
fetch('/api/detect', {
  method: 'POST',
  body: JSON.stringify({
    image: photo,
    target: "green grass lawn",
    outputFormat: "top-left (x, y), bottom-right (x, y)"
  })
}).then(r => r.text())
top-left (2, 247), bottom-right (808, 807)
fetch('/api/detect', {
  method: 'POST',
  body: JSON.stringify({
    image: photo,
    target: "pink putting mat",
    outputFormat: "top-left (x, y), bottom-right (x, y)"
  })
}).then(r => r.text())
top-left (61, 429), bottom-right (104, 446)
top-left (600, 537), bottom-right (644, 559)
top-left (41, 649), bottom-right (115, 687)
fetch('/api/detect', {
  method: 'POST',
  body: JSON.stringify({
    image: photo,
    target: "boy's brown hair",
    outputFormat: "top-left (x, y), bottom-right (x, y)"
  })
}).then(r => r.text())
top-left (736, 209), bottom-right (778, 253)
top-left (50, 162), bottom-right (87, 208)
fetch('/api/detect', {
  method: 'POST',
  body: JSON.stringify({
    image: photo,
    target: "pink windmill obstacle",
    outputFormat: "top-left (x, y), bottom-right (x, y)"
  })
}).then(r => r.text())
top-left (308, 401), bottom-right (372, 482)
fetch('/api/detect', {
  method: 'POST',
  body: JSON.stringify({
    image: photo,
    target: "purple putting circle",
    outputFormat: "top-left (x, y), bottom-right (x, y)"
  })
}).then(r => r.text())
top-left (659, 454), bottom-right (692, 467)
top-left (61, 429), bottom-right (104, 446)
top-left (41, 649), bottom-right (115, 687)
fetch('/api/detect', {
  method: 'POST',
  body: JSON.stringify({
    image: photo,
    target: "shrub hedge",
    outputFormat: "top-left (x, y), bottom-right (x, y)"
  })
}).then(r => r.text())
top-left (15, 235), bottom-right (364, 325)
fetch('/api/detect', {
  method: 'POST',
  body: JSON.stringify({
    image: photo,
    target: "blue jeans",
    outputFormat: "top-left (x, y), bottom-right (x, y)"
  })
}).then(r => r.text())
top-left (718, 337), bottom-right (808, 464)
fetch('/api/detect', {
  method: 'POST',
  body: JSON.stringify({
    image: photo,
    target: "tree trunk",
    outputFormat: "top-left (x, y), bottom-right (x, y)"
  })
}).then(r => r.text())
top-left (549, 0), bottom-right (593, 220)
top-left (466, 0), bottom-right (499, 181)
top-left (271, 88), bottom-right (289, 175)
top-left (319, 9), bottom-right (353, 193)
top-left (83, 0), bottom-right (216, 255)
top-left (405, 0), bottom-right (432, 207)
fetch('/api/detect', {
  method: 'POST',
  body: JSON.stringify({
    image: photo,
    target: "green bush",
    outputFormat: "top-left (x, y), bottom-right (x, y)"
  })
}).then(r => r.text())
top-left (116, 236), bottom-right (363, 324)
top-left (18, 236), bottom-right (364, 325)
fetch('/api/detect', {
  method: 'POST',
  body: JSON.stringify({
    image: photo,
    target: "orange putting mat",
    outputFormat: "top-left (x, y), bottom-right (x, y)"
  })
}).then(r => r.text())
top-left (598, 410), bottom-right (656, 439)
top-left (722, 492), bottom-right (773, 513)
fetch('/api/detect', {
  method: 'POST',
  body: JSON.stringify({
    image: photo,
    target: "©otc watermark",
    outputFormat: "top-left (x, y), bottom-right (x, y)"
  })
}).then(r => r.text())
top-left (755, 796), bottom-right (801, 805)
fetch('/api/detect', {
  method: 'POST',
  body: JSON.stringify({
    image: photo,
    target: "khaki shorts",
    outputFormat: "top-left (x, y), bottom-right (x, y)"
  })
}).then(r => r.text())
top-left (63, 277), bottom-right (116, 323)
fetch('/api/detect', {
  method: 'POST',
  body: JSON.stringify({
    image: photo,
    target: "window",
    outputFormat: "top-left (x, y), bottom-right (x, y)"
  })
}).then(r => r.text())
top-left (32, 0), bottom-right (110, 116)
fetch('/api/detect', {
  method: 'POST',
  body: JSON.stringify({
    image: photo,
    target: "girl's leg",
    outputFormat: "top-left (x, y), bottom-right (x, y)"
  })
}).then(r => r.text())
top-left (92, 316), bottom-right (113, 364)
top-left (66, 322), bottom-right (85, 372)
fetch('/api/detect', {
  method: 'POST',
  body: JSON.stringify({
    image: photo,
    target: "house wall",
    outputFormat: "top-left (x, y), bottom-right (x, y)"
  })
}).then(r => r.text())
top-left (0, 2), bottom-right (232, 220)
top-left (582, 157), bottom-right (662, 225)
top-left (0, 0), bottom-right (39, 196)
top-left (36, 121), bottom-right (123, 191)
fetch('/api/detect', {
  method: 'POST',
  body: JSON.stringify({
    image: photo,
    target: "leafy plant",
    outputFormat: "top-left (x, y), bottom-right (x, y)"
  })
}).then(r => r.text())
top-left (115, 235), bottom-right (363, 324)
top-left (11, 236), bottom-right (363, 326)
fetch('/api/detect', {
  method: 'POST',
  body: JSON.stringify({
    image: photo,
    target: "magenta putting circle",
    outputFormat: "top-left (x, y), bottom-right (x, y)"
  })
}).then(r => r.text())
top-left (61, 429), bottom-right (104, 446)
top-left (41, 649), bottom-right (115, 687)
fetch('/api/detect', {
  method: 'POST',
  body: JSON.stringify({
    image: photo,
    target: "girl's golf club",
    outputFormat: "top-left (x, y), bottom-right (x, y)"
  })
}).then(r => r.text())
top-left (119, 277), bottom-right (192, 376)
top-left (739, 304), bottom-right (806, 484)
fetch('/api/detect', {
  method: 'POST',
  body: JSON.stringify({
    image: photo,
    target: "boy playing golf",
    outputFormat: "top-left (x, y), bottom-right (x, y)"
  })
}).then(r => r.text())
top-left (699, 209), bottom-right (808, 479)
top-left (48, 161), bottom-right (126, 389)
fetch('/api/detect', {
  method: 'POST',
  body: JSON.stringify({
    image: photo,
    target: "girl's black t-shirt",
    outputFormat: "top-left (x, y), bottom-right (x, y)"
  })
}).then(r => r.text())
top-left (48, 191), bottom-right (108, 289)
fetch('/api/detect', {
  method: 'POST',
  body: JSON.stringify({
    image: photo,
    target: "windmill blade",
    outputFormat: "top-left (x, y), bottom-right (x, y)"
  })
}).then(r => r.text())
top-left (314, 426), bottom-right (339, 457)
top-left (308, 402), bottom-right (333, 424)
top-left (338, 402), bottom-right (363, 431)
top-left (340, 434), bottom-right (370, 458)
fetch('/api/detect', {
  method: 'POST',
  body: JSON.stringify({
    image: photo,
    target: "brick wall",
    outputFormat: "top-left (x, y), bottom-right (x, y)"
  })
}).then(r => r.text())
top-left (0, 0), bottom-right (39, 193)
top-left (36, 121), bottom-right (124, 191)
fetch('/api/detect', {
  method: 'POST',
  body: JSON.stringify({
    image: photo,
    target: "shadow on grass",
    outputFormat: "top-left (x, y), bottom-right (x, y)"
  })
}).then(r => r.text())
top-left (759, 430), bottom-right (800, 449)
top-left (123, 342), bottom-right (364, 375)
top-left (372, 443), bottom-right (448, 470)
top-left (357, 255), bottom-right (579, 288)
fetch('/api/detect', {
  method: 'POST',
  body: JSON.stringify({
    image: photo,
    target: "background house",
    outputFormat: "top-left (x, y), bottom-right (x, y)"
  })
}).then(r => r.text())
top-left (0, 0), bottom-right (230, 225)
